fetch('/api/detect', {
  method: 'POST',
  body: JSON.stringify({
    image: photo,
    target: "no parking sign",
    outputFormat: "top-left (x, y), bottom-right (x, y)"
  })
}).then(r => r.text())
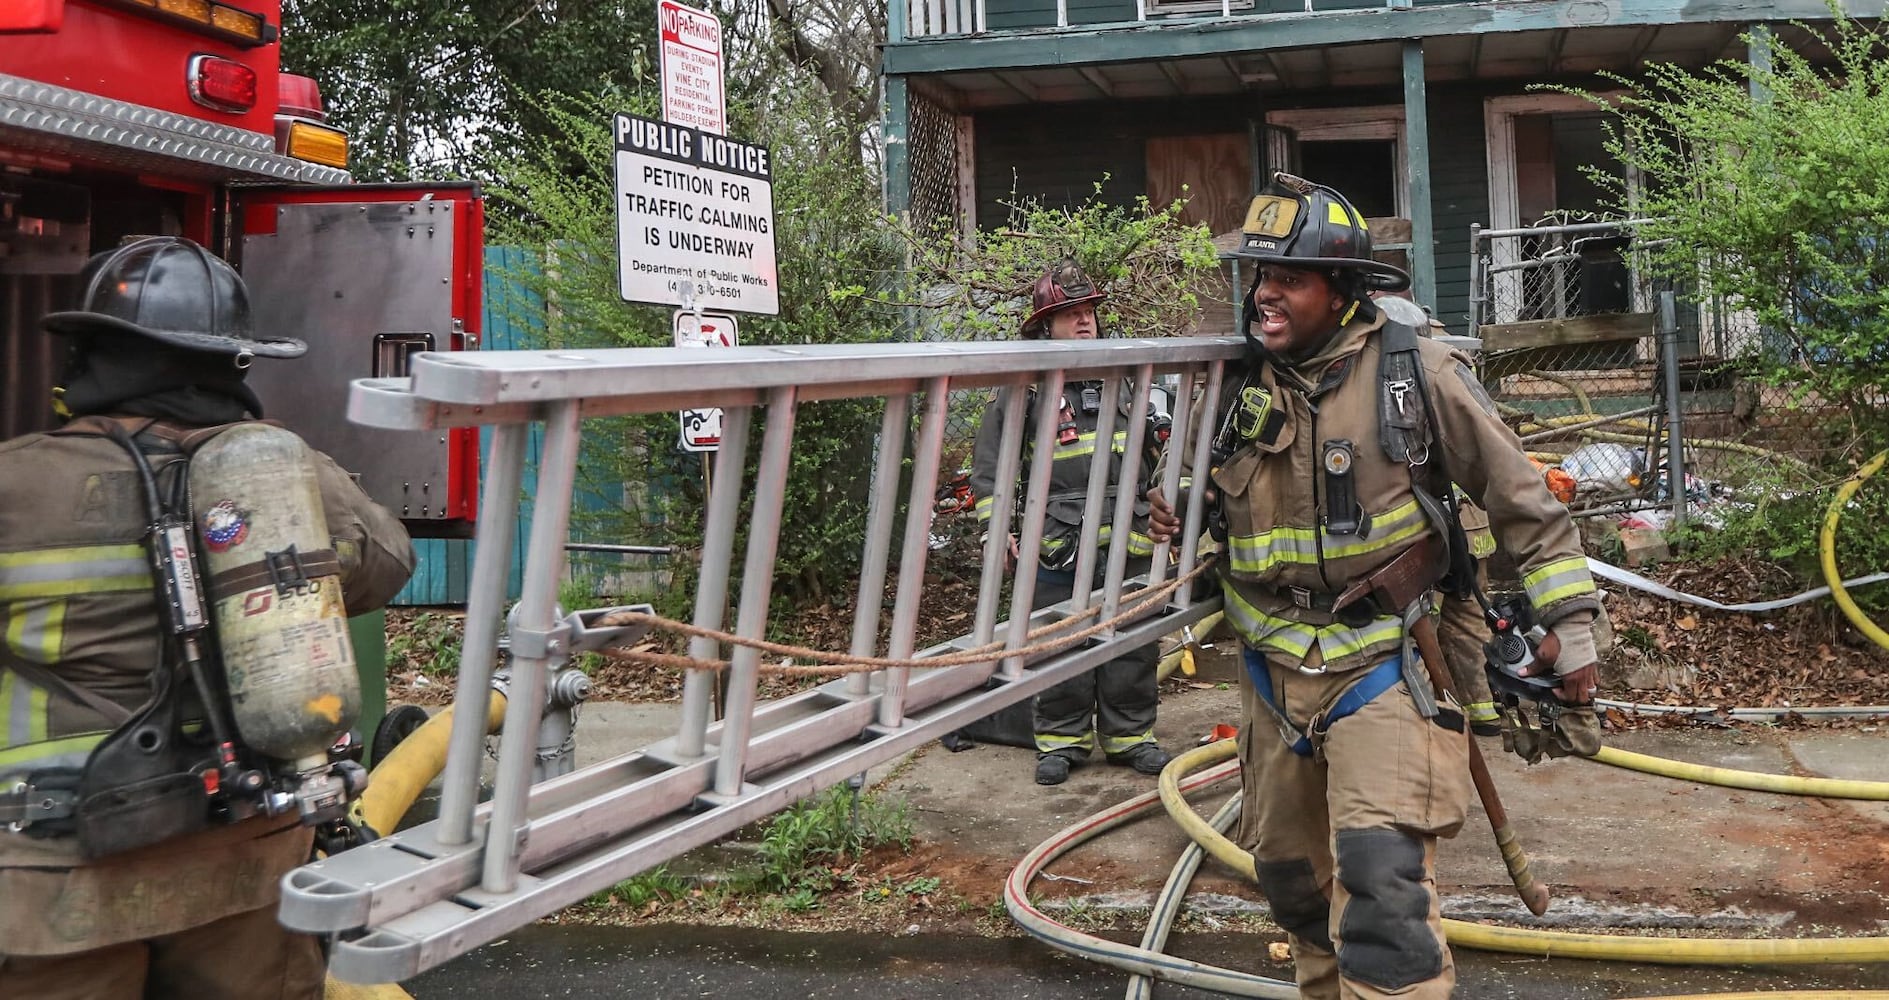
top-left (675, 310), bottom-right (737, 452)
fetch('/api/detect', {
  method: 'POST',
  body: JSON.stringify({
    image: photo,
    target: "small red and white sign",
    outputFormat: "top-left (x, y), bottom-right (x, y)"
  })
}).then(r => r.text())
top-left (675, 309), bottom-right (738, 451)
top-left (658, 0), bottom-right (725, 137)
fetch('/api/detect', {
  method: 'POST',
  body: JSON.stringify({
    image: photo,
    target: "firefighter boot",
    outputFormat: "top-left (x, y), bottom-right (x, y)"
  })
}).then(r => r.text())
top-left (1108, 742), bottom-right (1173, 775)
top-left (1035, 751), bottom-right (1081, 786)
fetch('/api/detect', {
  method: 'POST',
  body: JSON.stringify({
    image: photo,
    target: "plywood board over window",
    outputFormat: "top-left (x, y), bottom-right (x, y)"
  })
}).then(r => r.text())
top-left (1147, 133), bottom-right (1250, 336)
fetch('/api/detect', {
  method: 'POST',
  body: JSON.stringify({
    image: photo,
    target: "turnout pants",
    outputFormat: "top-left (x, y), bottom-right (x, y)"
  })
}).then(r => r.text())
top-left (0, 902), bottom-right (325, 1000)
top-left (1238, 652), bottom-right (1472, 1000)
top-left (1031, 565), bottom-right (1160, 759)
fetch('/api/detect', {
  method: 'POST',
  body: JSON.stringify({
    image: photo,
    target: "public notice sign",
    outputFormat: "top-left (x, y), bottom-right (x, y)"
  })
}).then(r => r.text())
top-left (614, 113), bottom-right (779, 315)
top-left (658, 0), bottom-right (725, 136)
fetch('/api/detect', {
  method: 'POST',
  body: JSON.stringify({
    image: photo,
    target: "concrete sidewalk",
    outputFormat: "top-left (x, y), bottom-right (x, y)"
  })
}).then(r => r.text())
top-left (553, 648), bottom-right (1889, 931)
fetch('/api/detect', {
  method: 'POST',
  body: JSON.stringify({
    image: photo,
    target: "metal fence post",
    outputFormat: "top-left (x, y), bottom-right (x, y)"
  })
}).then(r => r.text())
top-left (1658, 289), bottom-right (1686, 531)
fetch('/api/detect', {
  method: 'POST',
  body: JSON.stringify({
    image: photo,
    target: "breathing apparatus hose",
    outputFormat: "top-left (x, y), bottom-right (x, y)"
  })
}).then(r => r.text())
top-left (1821, 449), bottom-right (1889, 653)
top-left (321, 693), bottom-right (508, 1000)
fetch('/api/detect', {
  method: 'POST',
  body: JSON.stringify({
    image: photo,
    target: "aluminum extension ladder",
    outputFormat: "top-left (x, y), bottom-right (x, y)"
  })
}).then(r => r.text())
top-left (284, 335), bottom-right (1241, 983)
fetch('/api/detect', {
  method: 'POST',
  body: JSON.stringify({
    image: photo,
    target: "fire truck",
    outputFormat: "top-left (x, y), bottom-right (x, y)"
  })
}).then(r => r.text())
top-left (3, 0), bottom-right (486, 747)
top-left (0, 0), bottom-right (483, 533)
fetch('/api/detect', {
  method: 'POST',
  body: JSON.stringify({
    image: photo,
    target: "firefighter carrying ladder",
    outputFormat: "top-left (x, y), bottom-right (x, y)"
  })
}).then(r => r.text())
top-left (287, 335), bottom-right (1241, 983)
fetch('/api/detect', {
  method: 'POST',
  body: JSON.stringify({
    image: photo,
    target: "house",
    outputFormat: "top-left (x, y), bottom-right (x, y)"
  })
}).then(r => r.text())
top-left (879, 0), bottom-right (1866, 347)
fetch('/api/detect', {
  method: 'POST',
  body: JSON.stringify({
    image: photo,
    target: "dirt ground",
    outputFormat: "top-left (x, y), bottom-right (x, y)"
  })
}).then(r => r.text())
top-left (383, 549), bottom-right (1889, 937)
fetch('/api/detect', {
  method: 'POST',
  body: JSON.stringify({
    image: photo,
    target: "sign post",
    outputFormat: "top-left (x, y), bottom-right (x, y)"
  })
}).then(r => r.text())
top-left (614, 113), bottom-right (779, 316)
top-left (674, 309), bottom-right (738, 452)
top-left (658, 0), bottom-right (725, 137)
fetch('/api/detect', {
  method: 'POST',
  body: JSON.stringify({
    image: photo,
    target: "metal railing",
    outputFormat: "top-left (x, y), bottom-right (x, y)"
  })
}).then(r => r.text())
top-left (1465, 218), bottom-right (1824, 523)
top-left (286, 336), bottom-right (1235, 983)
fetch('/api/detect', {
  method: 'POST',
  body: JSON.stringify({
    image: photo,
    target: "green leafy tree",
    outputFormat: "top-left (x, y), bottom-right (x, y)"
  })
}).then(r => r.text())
top-left (1575, 15), bottom-right (1889, 406)
top-left (860, 184), bottom-right (1222, 342)
top-left (483, 72), bottom-right (902, 604)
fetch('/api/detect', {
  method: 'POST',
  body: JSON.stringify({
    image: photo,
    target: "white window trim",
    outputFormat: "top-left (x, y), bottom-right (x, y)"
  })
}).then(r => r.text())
top-left (1265, 105), bottom-right (1409, 221)
top-left (1147, 0), bottom-right (1254, 15)
top-left (1482, 92), bottom-right (1634, 325)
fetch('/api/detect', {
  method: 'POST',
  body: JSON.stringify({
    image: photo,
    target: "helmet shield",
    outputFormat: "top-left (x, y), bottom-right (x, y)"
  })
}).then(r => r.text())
top-left (41, 236), bottom-right (306, 360)
top-left (1232, 172), bottom-right (1411, 293)
top-left (1020, 257), bottom-right (1108, 338)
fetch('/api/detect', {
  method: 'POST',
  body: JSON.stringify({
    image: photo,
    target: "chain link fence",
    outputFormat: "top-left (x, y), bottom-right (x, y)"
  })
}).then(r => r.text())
top-left (906, 89), bottom-right (996, 472)
top-left (1468, 219), bottom-right (1839, 527)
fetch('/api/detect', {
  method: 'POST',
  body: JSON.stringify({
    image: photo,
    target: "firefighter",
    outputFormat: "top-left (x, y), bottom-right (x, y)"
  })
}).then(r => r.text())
top-left (968, 258), bottom-right (1181, 786)
top-left (0, 237), bottom-right (414, 999)
top-left (1192, 175), bottom-right (1601, 998)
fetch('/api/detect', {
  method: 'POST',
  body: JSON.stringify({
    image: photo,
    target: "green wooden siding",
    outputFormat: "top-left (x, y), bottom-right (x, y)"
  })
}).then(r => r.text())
top-left (973, 97), bottom-right (1270, 224)
top-left (1426, 89), bottom-right (1489, 337)
top-left (973, 88), bottom-right (1495, 335)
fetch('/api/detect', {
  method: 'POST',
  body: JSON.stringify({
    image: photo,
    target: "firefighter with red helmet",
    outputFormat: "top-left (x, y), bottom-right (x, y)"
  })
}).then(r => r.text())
top-left (968, 258), bottom-right (1182, 786)
top-left (0, 237), bottom-right (414, 998)
top-left (1177, 175), bottom-right (1600, 998)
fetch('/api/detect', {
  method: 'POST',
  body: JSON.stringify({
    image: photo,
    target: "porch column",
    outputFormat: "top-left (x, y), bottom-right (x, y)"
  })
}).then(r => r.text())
top-left (1747, 24), bottom-right (1772, 104)
top-left (884, 75), bottom-right (911, 220)
top-left (1401, 39), bottom-right (1437, 310)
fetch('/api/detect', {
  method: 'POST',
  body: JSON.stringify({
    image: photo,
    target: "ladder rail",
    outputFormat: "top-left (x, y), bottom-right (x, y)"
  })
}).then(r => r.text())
top-left (308, 337), bottom-right (1244, 981)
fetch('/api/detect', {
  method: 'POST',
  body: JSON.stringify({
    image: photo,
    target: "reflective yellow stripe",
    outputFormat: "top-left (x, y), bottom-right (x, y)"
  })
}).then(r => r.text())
top-left (0, 731), bottom-right (105, 771)
top-left (1222, 584), bottom-right (1403, 665)
top-left (1227, 500), bottom-right (1428, 575)
top-left (0, 544), bottom-right (148, 600)
top-left (6, 598), bottom-right (66, 665)
top-left (2, 671), bottom-right (53, 746)
top-left (975, 495), bottom-right (995, 522)
top-left (1323, 502), bottom-right (1429, 561)
top-left (1222, 587), bottom-right (1319, 660)
top-left (1226, 526), bottom-right (1318, 575)
top-left (1100, 732), bottom-right (1155, 754)
top-left (1050, 430), bottom-right (1132, 463)
top-left (1523, 556), bottom-right (1596, 609)
top-left (1035, 732), bottom-right (1095, 752)
top-left (1041, 526), bottom-right (1157, 558)
top-left (1464, 700), bottom-right (1499, 723)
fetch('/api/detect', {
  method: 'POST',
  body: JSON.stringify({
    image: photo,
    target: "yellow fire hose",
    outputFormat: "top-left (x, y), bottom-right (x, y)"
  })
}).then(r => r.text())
top-left (1157, 611), bottom-right (1225, 681)
top-left (1821, 449), bottom-right (1889, 653)
top-left (323, 692), bottom-right (508, 1000)
top-left (1159, 738), bottom-right (1889, 965)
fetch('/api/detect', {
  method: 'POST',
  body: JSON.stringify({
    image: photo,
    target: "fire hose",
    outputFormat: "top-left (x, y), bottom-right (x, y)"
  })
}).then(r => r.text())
top-left (321, 692), bottom-right (508, 1000)
top-left (1004, 736), bottom-right (1889, 1000)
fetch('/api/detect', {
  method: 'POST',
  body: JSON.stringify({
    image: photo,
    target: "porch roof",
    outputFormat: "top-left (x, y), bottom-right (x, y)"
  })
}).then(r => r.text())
top-left (888, 0), bottom-right (1873, 111)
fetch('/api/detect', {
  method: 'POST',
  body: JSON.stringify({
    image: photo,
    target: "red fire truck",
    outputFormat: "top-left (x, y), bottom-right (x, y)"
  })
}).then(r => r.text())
top-left (1, 0), bottom-right (482, 537)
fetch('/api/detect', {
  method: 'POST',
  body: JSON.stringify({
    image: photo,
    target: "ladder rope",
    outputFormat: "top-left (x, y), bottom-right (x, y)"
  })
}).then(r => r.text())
top-left (595, 558), bottom-right (1218, 676)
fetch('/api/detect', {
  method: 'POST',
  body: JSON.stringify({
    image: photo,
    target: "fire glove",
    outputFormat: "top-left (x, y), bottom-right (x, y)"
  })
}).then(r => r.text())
top-left (1499, 703), bottom-right (1601, 764)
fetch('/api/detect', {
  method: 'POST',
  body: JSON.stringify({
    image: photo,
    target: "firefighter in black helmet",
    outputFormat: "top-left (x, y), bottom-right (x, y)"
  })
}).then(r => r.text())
top-left (967, 258), bottom-right (1181, 786)
top-left (0, 236), bottom-right (413, 999)
top-left (1164, 175), bottom-right (1601, 998)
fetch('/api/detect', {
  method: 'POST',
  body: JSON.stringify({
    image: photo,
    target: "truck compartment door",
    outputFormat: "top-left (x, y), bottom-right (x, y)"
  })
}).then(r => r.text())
top-left (234, 182), bottom-right (483, 537)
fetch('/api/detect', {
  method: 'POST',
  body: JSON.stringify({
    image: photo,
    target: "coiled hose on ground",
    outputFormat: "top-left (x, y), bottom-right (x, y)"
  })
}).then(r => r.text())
top-left (1006, 736), bottom-right (1889, 999)
top-left (323, 692), bottom-right (508, 1000)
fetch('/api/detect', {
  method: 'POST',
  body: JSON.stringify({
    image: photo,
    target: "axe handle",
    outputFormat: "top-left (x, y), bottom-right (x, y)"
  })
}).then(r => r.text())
top-left (1410, 616), bottom-right (1551, 916)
